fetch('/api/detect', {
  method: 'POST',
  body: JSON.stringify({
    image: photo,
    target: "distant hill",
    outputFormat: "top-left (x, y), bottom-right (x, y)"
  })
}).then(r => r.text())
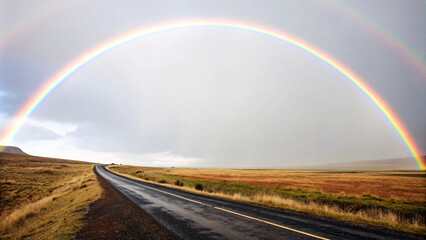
top-left (0, 146), bottom-right (27, 155)
top-left (304, 156), bottom-right (424, 171)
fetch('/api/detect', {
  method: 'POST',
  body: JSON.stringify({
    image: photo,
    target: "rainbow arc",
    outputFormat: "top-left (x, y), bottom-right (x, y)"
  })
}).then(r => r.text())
top-left (0, 20), bottom-right (423, 169)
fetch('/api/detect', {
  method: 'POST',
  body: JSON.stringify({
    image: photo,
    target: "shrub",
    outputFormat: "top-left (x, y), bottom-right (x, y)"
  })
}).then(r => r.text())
top-left (175, 180), bottom-right (184, 186)
top-left (195, 183), bottom-right (203, 191)
top-left (158, 180), bottom-right (167, 184)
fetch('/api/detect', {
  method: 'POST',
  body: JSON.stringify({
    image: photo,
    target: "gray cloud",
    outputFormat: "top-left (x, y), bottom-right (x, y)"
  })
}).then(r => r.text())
top-left (16, 123), bottom-right (62, 141)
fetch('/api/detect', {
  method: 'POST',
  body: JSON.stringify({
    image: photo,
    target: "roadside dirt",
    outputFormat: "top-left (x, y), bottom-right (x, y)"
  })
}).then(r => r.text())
top-left (74, 168), bottom-right (180, 240)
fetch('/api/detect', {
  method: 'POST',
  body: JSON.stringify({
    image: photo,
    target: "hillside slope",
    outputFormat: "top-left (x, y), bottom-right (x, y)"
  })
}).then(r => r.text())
top-left (0, 152), bottom-right (101, 239)
top-left (0, 146), bottom-right (27, 155)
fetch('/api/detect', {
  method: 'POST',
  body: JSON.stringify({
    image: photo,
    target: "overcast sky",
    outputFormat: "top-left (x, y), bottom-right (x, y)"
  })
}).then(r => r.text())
top-left (0, 0), bottom-right (425, 167)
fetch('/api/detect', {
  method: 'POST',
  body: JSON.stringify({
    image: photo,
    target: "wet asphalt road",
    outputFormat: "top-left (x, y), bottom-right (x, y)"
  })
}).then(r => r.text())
top-left (96, 165), bottom-right (419, 240)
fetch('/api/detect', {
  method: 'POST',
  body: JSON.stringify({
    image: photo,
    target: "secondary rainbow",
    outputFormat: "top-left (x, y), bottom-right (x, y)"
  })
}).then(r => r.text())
top-left (327, 0), bottom-right (426, 77)
top-left (0, 0), bottom-right (71, 49)
top-left (0, 20), bottom-right (423, 169)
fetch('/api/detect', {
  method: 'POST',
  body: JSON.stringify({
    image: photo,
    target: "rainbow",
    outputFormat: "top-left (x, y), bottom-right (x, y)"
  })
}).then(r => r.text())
top-left (327, 0), bottom-right (426, 77)
top-left (0, 20), bottom-right (424, 169)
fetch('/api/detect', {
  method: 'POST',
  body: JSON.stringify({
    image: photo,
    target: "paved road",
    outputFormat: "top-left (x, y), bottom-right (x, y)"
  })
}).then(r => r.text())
top-left (96, 165), bottom-right (418, 240)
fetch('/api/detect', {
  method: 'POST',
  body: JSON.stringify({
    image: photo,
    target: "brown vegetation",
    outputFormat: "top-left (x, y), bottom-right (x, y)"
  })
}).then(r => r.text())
top-left (168, 168), bottom-right (426, 200)
top-left (0, 153), bottom-right (102, 239)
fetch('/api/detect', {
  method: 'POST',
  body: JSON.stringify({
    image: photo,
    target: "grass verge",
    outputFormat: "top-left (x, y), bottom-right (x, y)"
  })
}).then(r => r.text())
top-left (0, 153), bottom-right (102, 240)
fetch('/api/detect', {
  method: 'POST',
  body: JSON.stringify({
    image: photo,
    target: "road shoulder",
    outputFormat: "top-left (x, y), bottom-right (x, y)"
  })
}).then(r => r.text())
top-left (74, 167), bottom-right (180, 240)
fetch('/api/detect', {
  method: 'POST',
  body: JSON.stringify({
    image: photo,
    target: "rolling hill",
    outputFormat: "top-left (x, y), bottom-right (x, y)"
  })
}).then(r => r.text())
top-left (0, 146), bottom-right (27, 155)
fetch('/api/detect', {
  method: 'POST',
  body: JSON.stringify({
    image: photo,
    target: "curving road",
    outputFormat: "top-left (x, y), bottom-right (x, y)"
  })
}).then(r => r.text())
top-left (96, 165), bottom-right (417, 240)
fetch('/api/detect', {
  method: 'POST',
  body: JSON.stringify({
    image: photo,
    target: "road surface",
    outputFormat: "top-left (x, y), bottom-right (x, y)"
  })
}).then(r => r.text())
top-left (96, 165), bottom-right (418, 240)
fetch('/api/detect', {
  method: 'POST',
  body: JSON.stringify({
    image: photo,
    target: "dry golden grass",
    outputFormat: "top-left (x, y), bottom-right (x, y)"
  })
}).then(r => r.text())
top-left (0, 153), bottom-right (102, 240)
top-left (108, 165), bottom-right (426, 235)
top-left (168, 168), bottom-right (426, 200)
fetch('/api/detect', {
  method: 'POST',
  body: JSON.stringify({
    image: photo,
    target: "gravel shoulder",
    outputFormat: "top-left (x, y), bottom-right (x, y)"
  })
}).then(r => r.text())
top-left (74, 167), bottom-right (180, 240)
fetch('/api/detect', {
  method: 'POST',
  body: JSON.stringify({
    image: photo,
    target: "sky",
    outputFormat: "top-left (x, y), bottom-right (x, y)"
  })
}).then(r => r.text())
top-left (0, 0), bottom-right (425, 168)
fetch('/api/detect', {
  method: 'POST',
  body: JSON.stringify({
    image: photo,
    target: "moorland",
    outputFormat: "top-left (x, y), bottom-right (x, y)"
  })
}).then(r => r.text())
top-left (0, 152), bottom-right (101, 239)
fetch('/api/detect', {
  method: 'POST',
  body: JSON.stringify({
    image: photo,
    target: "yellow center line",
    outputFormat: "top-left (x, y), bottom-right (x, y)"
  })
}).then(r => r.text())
top-left (103, 166), bottom-right (330, 240)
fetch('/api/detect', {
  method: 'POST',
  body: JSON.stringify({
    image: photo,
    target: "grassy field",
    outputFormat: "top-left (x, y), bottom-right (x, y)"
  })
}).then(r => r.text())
top-left (108, 165), bottom-right (426, 235)
top-left (0, 153), bottom-right (102, 240)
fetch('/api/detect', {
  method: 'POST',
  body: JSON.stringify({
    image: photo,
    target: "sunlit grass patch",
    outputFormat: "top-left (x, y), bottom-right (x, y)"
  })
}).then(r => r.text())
top-left (0, 153), bottom-right (102, 240)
